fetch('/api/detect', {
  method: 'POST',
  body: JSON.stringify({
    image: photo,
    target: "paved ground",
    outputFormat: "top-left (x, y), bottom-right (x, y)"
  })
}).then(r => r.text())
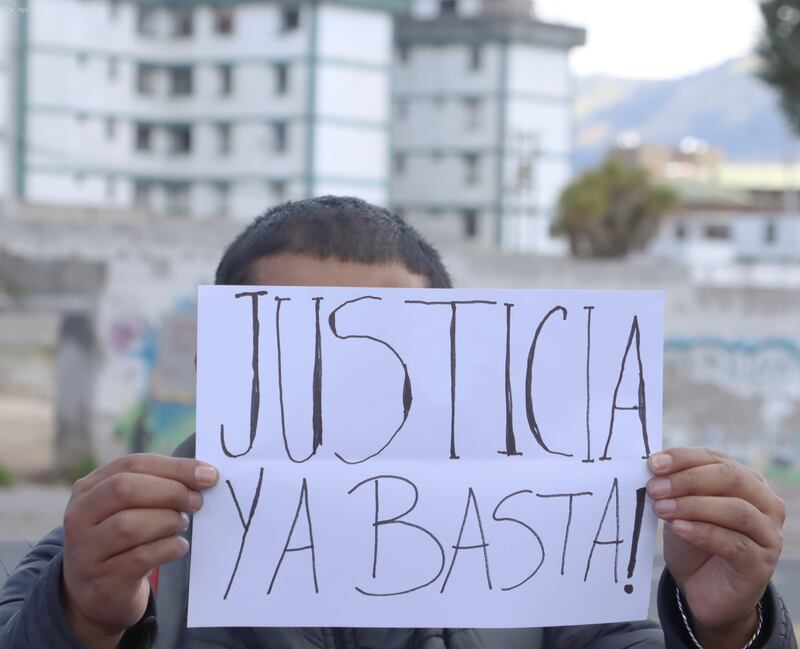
top-left (0, 485), bottom-right (69, 541)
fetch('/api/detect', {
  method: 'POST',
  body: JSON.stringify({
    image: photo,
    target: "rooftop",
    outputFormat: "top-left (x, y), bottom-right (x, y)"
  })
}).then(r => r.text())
top-left (396, 13), bottom-right (586, 48)
top-left (716, 163), bottom-right (800, 192)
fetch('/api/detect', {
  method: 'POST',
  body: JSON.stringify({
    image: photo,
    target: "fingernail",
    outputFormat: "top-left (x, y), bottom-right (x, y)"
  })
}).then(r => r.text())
top-left (188, 491), bottom-right (203, 512)
top-left (178, 536), bottom-right (190, 555)
top-left (654, 499), bottom-right (677, 515)
top-left (649, 452), bottom-right (672, 472)
top-left (648, 478), bottom-right (671, 498)
top-left (180, 512), bottom-right (190, 531)
top-left (195, 465), bottom-right (218, 486)
top-left (671, 520), bottom-right (693, 535)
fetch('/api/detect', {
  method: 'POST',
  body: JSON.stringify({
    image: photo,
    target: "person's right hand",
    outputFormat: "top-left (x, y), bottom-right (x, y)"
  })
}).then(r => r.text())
top-left (61, 454), bottom-right (219, 649)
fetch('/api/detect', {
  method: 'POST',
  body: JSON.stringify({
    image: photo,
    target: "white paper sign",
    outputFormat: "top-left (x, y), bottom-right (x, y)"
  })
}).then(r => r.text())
top-left (189, 286), bottom-right (663, 629)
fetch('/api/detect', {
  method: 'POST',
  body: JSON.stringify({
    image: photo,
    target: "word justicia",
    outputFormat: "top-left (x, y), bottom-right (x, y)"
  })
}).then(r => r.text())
top-left (215, 291), bottom-right (652, 464)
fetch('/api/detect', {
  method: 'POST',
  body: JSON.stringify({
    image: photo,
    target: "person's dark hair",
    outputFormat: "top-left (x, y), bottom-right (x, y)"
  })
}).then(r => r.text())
top-left (215, 195), bottom-right (452, 288)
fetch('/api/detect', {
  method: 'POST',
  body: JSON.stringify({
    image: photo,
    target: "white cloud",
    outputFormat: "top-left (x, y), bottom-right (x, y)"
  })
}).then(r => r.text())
top-left (535, 0), bottom-right (762, 79)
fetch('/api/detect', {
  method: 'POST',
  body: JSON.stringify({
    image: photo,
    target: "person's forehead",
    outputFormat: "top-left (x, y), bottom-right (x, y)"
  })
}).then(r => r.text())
top-left (248, 252), bottom-right (429, 288)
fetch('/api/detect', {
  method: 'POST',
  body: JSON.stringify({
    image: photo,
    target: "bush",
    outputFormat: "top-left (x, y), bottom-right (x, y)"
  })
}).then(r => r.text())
top-left (0, 464), bottom-right (13, 488)
top-left (67, 455), bottom-right (99, 484)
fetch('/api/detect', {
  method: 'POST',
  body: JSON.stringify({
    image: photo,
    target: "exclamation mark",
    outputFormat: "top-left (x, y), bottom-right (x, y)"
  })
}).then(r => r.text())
top-left (624, 487), bottom-right (647, 594)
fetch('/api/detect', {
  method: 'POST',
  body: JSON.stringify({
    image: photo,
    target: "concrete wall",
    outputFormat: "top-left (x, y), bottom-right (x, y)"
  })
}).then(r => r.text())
top-left (0, 207), bottom-right (238, 462)
top-left (3, 209), bottom-right (798, 468)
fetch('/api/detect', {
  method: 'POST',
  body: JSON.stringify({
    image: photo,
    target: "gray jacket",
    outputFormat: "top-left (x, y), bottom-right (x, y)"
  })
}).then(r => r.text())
top-left (0, 436), bottom-right (796, 648)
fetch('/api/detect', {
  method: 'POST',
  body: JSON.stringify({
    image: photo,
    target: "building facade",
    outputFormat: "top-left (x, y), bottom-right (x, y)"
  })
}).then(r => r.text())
top-left (0, 4), bottom-right (18, 201)
top-left (611, 140), bottom-right (800, 265)
top-left (4, 0), bottom-right (397, 218)
top-left (2, 0), bottom-right (584, 251)
top-left (392, 0), bottom-right (585, 251)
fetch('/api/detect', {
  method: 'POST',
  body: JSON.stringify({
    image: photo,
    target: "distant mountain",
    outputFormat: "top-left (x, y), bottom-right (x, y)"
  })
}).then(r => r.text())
top-left (573, 56), bottom-right (792, 171)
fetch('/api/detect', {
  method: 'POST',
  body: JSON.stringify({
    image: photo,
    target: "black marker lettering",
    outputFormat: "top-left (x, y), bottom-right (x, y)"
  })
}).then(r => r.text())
top-left (536, 491), bottom-right (592, 575)
top-left (584, 477), bottom-right (623, 583)
top-left (499, 303), bottom-right (522, 457)
top-left (441, 487), bottom-right (492, 592)
top-left (492, 490), bottom-right (545, 590)
top-left (274, 297), bottom-right (322, 463)
top-left (583, 306), bottom-right (595, 463)
top-left (220, 291), bottom-right (268, 458)
top-left (624, 486), bottom-right (647, 594)
top-left (312, 297), bottom-right (324, 453)
top-left (599, 316), bottom-right (651, 461)
top-left (328, 297), bottom-right (412, 464)
top-left (526, 306), bottom-right (573, 457)
top-left (223, 467), bottom-right (264, 599)
top-left (268, 478), bottom-right (319, 594)
top-left (348, 475), bottom-right (445, 596)
top-left (405, 300), bottom-right (496, 459)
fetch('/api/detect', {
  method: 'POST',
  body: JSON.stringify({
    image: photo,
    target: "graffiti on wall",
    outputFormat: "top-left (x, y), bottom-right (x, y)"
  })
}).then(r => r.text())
top-left (664, 337), bottom-right (800, 462)
top-left (108, 298), bottom-right (196, 455)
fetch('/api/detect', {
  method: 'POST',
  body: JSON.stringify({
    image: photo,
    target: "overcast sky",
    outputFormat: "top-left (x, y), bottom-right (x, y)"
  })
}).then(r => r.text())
top-left (535, 0), bottom-right (763, 79)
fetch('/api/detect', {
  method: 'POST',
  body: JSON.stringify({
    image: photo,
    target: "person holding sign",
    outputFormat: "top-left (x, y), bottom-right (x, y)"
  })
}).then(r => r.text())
top-left (0, 196), bottom-right (794, 649)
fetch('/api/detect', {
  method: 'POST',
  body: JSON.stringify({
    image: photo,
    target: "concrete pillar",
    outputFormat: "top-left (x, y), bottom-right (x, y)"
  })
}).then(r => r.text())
top-left (55, 312), bottom-right (97, 477)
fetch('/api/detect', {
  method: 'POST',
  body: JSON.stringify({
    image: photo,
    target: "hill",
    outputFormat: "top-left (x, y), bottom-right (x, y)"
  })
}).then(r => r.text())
top-left (574, 56), bottom-right (791, 170)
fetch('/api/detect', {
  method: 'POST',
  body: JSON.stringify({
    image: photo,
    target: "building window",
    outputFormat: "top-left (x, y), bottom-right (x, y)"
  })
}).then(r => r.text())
top-left (106, 175), bottom-right (117, 201)
top-left (173, 9), bottom-right (193, 38)
top-left (167, 124), bottom-right (192, 155)
top-left (136, 64), bottom-right (156, 95)
top-left (468, 44), bottom-right (482, 71)
top-left (674, 222), bottom-right (687, 240)
top-left (464, 97), bottom-right (481, 129)
top-left (214, 8), bottom-right (234, 35)
top-left (394, 153), bottom-right (406, 175)
top-left (137, 7), bottom-right (157, 36)
top-left (217, 123), bottom-right (231, 155)
top-left (273, 122), bottom-right (288, 153)
top-left (215, 181), bottom-right (230, 217)
top-left (281, 7), bottom-right (300, 32)
top-left (165, 182), bottom-right (191, 216)
top-left (764, 220), bottom-right (777, 245)
top-left (703, 224), bottom-right (730, 240)
top-left (396, 99), bottom-right (409, 120)
top-left (219, 64), bottom-right (233, 96)
top-left (462, 209), bottom-right (478, 238)
top-left (135, 123), bottom-right (152, 152)
top-left (105, 118), bottom-right (116, 140)
top-left (108, 57), bottom-right (118, 80)
top-left (133, 180), bottom-right (152, 210)
top-left (463, 153), bottom-right (479, 185)
top-left (271, 179), bottom-right (287, 202)
top-left (397, 44), bottom-right (410, 64)
top-left (275, 63), bottom-right (289, 95)
top-left (169, 66), bottom-right (193, 96)
top-left (440, 0), bottom-right (457, 14)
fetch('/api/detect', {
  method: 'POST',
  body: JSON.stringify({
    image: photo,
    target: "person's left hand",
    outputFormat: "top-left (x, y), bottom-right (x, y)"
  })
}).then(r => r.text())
top-left (648, 447), bottom-right (786, 649)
